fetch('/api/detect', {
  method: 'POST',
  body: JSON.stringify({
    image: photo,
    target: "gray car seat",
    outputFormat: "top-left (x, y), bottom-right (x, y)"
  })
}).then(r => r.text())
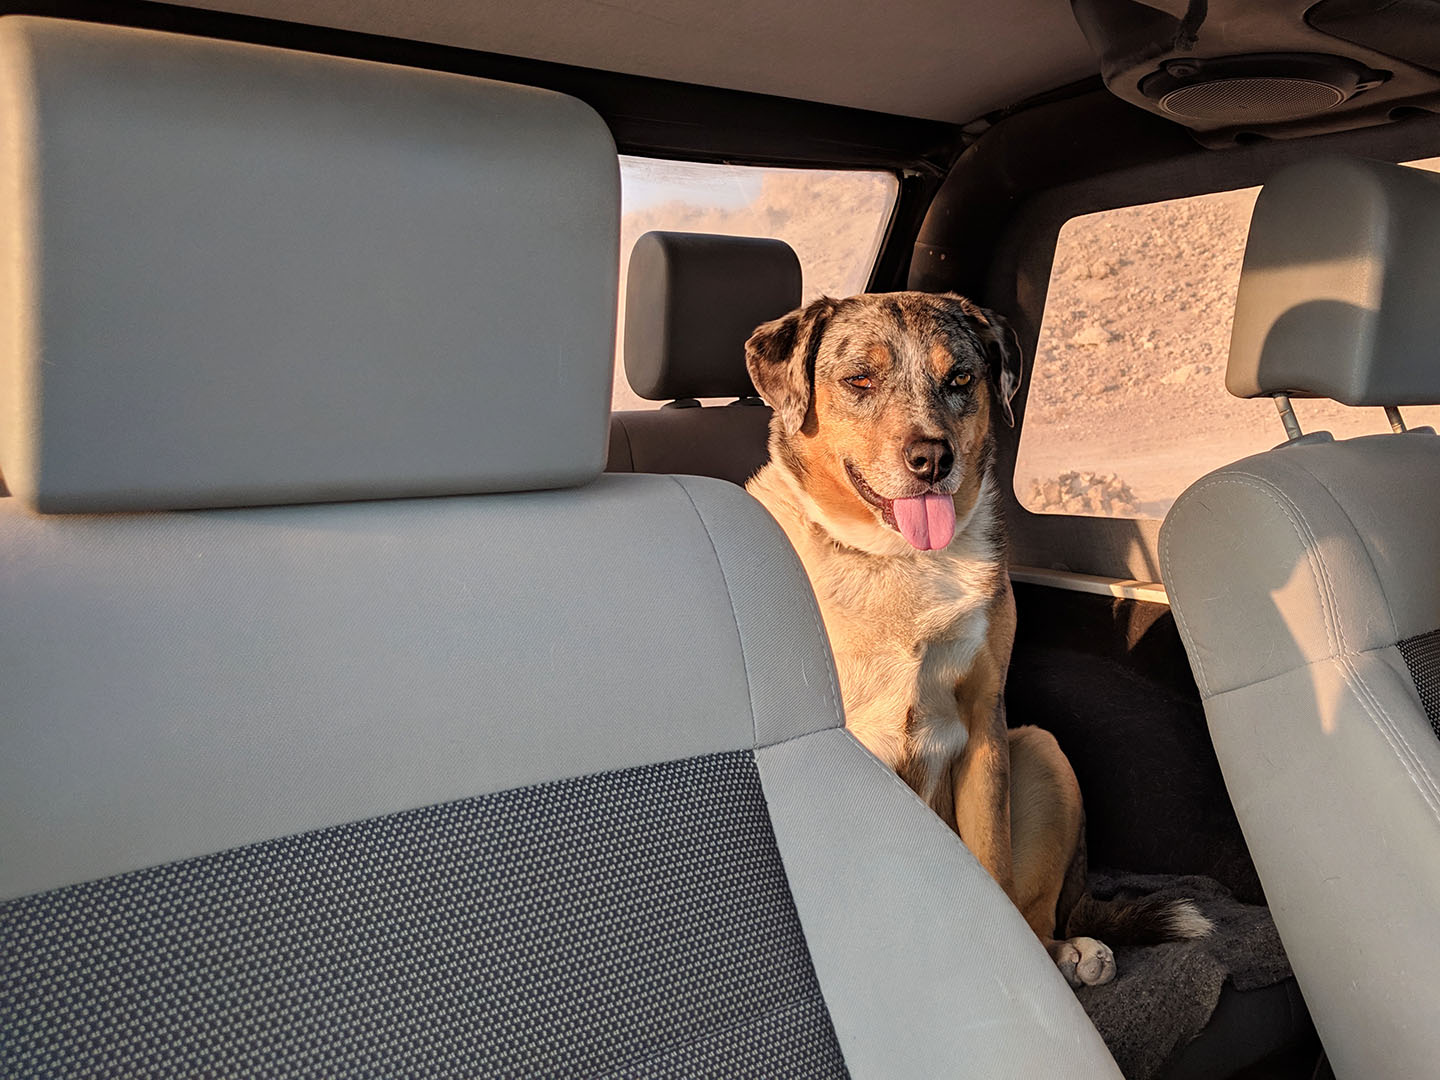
top-left (605, 231), bottom-right (791, 484)
top-left (1162, 156), bottom-right (1440, 1079)
top-left (0, 17), bottom-right (1119, 1079)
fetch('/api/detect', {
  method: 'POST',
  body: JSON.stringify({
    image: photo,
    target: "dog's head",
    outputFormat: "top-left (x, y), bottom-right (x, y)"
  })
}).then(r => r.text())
top-left (746, 291), bottom-right (1022, 556)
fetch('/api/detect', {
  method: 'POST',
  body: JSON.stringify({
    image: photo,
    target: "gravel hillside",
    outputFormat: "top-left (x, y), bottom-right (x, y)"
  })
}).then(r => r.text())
top-left (1018, 168), bottom-right (1440, 517)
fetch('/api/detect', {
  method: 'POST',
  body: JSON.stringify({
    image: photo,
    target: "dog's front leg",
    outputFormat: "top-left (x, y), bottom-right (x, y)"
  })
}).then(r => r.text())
top-left (951, 664), bottom-right (1015, 900)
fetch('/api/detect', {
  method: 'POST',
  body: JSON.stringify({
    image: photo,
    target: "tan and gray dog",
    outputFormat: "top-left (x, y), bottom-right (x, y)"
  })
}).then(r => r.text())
top-left (745, 291), bottom-right (1209, 987)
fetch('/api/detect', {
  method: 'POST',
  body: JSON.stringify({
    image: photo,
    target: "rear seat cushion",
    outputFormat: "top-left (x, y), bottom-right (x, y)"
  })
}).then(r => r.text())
top-left (608, 403), bottom-right (774, 485)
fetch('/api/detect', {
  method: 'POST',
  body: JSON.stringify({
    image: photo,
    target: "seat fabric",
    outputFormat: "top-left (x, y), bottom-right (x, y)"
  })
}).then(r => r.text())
top-left (1163, 433), bottom-right (1440, 1080)
top-left (3, 473), bottom-right (1120, 1079)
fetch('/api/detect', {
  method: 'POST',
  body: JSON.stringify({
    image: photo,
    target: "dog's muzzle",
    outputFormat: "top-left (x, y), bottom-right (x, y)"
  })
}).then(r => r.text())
top-left (844, 462), bottom-right (957, 551)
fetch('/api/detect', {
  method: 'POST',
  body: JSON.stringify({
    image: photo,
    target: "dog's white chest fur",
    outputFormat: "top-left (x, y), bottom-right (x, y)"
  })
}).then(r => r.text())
top-left (750, 467), bottom-right (1004, 785)
top-left (817, 532), bottom-right (997, 775)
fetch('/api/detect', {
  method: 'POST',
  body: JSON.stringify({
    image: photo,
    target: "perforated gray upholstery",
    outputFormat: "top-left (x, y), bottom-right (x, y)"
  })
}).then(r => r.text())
top-left (5, 751), bottom-right (848, 1080)
top-left (1164, 155), bottom-right (1440, 1079)
top-left (1397, 630), bottom-right (1440, 738)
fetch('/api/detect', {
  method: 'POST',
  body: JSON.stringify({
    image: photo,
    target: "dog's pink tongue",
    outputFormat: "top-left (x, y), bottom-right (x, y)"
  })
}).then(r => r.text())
top-left (891, 493), bottom-right (957, 551)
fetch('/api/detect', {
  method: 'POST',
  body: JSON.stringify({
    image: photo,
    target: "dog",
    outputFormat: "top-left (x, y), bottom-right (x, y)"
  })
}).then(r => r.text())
top-left (744, 291), bottom-right (1210, 987)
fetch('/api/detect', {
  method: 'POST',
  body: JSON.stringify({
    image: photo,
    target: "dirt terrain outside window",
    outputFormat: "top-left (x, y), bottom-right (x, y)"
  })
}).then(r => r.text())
top-left (1016, 156), bottom-right (1440, 519)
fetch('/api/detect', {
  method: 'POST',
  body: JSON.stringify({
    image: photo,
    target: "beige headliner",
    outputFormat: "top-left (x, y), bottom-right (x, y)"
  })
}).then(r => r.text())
top-left (166, 0), bottom-right (1099, 123)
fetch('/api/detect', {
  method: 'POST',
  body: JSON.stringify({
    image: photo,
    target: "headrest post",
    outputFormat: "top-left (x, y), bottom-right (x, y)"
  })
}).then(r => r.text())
top-left (1385, 406), bottom-right (1408, 434)
top-left (1273, 393), bottom-right (1304, 442)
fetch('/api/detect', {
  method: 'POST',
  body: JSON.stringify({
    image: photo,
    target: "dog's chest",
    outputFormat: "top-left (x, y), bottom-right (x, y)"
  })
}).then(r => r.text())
top-left (810, 541), bottom-right (999, 773)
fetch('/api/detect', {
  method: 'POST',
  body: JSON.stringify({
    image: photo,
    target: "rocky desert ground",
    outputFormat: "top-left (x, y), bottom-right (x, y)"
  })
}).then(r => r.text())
top-left (1016, 169), bottom-right (1440, 518)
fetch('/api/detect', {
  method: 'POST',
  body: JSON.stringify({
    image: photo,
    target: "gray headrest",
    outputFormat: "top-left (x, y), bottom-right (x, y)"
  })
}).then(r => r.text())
top-left (1228, 156), bottom-right (1440, 406)
top-left (0, 17), bottom-right (619, 513)
top-left (623, 232), bottom-right (802, 401)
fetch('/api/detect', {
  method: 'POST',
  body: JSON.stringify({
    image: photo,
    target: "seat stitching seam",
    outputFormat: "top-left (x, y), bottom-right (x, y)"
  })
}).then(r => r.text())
top-left (1205, 641), bottom-right (1379, 697)
top-left (1224, 469), bottom-right (1352, 655)
top-left (1160, 508), bottom-right (1212, 697)
top-left (1338, 654), bottom-right (1440, 820)
top-left (801, 589), bottom-right (846, 735)
top-left (1168, 473), bottom-right (1341, 697)
top-left (1344, 653), bottom-right (1440, 801)
top-left (1284, 459), bottom-right (1401, 643)
top-left (1164, 474), bottom-right (1318, 696)
top-left (1220, 472), bottom-right (1343, 655)
top-left (762, 726), bottom-right (841, 753)
top-left (669, 476), bottom-right (760, 749)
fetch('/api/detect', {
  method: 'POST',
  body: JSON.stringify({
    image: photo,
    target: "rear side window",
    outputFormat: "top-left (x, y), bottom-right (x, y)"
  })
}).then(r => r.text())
top-left (1014, 156), bottom-right (1440, 520)
top-left (613, 157), bottom-right (898, 410)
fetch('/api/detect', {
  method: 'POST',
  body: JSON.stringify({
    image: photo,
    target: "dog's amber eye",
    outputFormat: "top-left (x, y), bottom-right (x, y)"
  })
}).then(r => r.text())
top-left (844, 375), bottom-right (874, 390)
top-left (948, 373), bottom-right (973, 388)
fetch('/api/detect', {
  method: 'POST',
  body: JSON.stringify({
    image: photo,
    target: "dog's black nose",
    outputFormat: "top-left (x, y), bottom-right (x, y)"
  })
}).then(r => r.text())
top-left (903, 438), bottom-right (954, 483)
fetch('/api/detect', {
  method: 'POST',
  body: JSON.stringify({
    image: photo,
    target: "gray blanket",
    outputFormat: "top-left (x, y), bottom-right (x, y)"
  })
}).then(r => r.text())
top-left (1075, 871), bottom-right (1293, 1080)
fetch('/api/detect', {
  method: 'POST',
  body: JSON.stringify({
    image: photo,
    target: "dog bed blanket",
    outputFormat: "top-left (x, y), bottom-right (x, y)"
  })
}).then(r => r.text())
top-left (1075, 870), bottom-right (1294, 1079)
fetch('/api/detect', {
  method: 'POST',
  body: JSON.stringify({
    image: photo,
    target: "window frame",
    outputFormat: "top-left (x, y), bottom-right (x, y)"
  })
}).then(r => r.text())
top-left (611, 155), bottom-right (905, 410)
top-left (987, 122), bottom-right (1440, 583)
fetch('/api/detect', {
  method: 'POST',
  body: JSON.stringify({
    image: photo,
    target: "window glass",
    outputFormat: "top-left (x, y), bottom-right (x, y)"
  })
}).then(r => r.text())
top-left (1014, 156), bottom-right (1440, 519)
top-left (614, 157), bottom-right (898, 410)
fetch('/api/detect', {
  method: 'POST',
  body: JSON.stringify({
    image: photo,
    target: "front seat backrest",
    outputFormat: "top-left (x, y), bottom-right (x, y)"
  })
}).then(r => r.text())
top-left (0, 17), bottom-right (1119, 1079)
top-left (1162, 156), bottom-right (1440, 1079)
top-left (606, 231), bottom-right (795, 484)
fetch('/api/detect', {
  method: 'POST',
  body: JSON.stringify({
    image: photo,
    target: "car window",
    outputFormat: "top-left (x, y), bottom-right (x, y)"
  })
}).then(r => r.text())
top-left (613, 157), bottom-right (898, 410)
top-left (1014, 155), bottom-right (1440, 520)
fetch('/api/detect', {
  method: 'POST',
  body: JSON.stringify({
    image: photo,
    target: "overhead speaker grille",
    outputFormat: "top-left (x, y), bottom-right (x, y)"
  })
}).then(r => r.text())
top-left (1138, 54), bottom-right (1384, 129)
top-left (1158, 77), bottom-right (1348, 122)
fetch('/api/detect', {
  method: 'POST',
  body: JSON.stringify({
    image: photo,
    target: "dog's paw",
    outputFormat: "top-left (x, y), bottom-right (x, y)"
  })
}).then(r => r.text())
top-left (1049, 936), bottom-right (1116, 988)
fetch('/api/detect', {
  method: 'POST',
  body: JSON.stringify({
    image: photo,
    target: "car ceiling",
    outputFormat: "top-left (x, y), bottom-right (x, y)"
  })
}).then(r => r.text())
top-left (163, 0), bottom-right (1100, 124)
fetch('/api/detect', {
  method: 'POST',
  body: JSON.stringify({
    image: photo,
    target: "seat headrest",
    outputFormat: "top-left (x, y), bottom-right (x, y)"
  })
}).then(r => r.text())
top-left (0, 17), bottom-right (619, 513)
top-left (1227, 156), bottom-right (1440, 406)
top-left (623, 231), bottom-right (801, 401)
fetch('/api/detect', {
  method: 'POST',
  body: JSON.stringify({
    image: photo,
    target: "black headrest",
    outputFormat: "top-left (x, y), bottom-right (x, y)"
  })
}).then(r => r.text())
top-left (623, 231), bottom-right (802, 401)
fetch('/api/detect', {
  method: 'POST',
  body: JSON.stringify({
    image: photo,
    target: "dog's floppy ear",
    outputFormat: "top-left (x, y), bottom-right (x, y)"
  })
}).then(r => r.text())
top-left (944, 294), bottom-right (1024, 428)
top-left (744, 297), bottom-right (836, 436)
